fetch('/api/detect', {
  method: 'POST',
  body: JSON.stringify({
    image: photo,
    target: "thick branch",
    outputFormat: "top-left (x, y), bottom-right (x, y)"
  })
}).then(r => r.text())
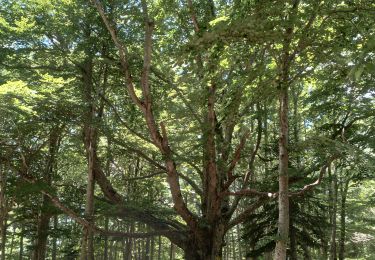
top-left (223, 130), bottom-right (250, 189)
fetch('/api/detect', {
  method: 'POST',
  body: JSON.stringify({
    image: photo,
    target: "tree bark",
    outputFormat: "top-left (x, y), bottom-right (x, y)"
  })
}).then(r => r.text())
top-left (32, 203), bottom-right (51, 260)
top-left (80, 141), bottom-right (95, 260)
top-left (52, 216), bottom-right (57, 260)
top-left (103, 217), bottom-right (109, 260)
top-left (274, 83), bottom-right (289, 260)
top-left (150, 235), bottom-right (155, 260)
top-left (301, 242), bottom-right (311, 260)
top-left (19, 226), bottom-right (24, 260)
top-left (0, 165), bottom-right (7, 260)
top-left (338, 179), bottom-right (349, 260)
top-left (80, 53), bottom-right (97, 260)
top-left (330, 167), bottom-right (338, 260)
top-left (289, 223), bottom-right (297, 260)
top-left (32, 125), bottom-right (61, 260)
top-left (273, 1), bottom-right (301, 255)
top-left (169, 242), bottom-right (175, 260)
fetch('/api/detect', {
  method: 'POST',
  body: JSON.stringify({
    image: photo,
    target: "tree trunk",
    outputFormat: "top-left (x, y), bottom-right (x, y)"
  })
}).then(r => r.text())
top-left (265, 251), bottom-right (273, 260)
top-left (124, 224), bottom-right (134, 260)
top-left (104, 217), bottom-right (109, 260)
top-left (169, 242), bottom-right (175, 260)
top-left (330, 167), bottom-right (338, 260)
top-left (32, 201), bottom-right (51, 260)
top-left (19, 226), bottom-right (24, 260)
top-left (150, 235), bottom-right (155, 260)
top-left (0, 217), bottom-right (5, 260)
top-left (52, 216), bottom-right (57, 260)
top-left (80, 140), bottom-right (95, 260)
top-left (183, 228), bottom-right (226, 260)
top-left (158, 236), bottom-right (162, 259)
top-left (289, 224), bottom-right (297, 260)
top-left (0, 165), bottom-right (7, 260)
top-left (9, 225), bottom-right (15, 257)
top-left (338, 179), bottom-right (349, 260)
top-left (144, 228), bottom-right (151, 260)
top-left (274, 83), bottom-right (289, 260)
top-left (80, 57), bottom-right (96, 260)
top-left (301, 242), bottom-right (311, 260)
top-left (33, 126), bottom-right (61, 260)
top-left (237, 225), bottom-right (243, 260)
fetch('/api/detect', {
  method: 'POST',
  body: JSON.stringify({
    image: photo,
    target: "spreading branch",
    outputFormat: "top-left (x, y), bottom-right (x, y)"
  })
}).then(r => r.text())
top-left (94, 0), bottom-right (198, 229)
top-left (227, 198), bottom-right (272, 230)
top-left (289, 156), bottom-right (337, 196)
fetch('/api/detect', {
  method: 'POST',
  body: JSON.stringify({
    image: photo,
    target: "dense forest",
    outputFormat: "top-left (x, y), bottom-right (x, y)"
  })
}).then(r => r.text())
top-left (0, 0), bottom-right (374, 259)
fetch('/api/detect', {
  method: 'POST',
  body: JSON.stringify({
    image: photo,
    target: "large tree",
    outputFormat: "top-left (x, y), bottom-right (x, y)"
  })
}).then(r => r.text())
top-left (0, 0), bottom-right (374, 259)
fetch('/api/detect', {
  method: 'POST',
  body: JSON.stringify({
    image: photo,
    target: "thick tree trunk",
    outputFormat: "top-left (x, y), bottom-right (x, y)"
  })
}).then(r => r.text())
top-left (265, 251), bottom-right (273, 260)
top-left (338, 179), bottom-right (349, 260)
top-left (183, 228), bottom-right (225, 260)
top-left (33, 126), bottom-right (61, 260)
top-left (32, 200), bottom-right (51, 260)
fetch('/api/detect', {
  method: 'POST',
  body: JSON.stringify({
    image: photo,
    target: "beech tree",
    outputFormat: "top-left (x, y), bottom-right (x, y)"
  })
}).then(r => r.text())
top-left (0, 0), bottom-right (374, 259)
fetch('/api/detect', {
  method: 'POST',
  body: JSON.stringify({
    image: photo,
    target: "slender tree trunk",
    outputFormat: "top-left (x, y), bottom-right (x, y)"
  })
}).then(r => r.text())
top-left (80, 142), bottom-right (95, 260)
top-left (289, 224), bottom-right (297, 260)
top-left (0, 218), bottom-right (5, 260)
top-left (9, 225), bottom-right (15, 256)
top-left (52, 216), bottom-right (57, 260)
top-left (330, 167), bottom-right (338, 260)
top-left (301, 242), bottom-right (311, 260)
top-left (237, 225), bottom-right (243, 260)
top-left (150, 235), bottom-right (155, 260)
top-left (274, 1), bottom-right (300, 256)
top-left (124, 224), bottom-right (133, 260)
top-left (19, 226), bottom-right (24, 260)
top-left (274, 83), bottom-right (289, 260)
top-left (158, 236), bottom-right (162, 259)
top-left (231, 232), bottom-right (237, 259)
top-left (80, 56), bottom-right (96, 260)
top-left (0, 165), bottom-right (7, 260)
top-left (169, 242), bottom-right (175, 260)
top-left (145, 227), bottom-right (151, 260)
top-left (104, 217), bottom-right (109, 260)
top-left (338, 179), bottom-right (349, 260)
